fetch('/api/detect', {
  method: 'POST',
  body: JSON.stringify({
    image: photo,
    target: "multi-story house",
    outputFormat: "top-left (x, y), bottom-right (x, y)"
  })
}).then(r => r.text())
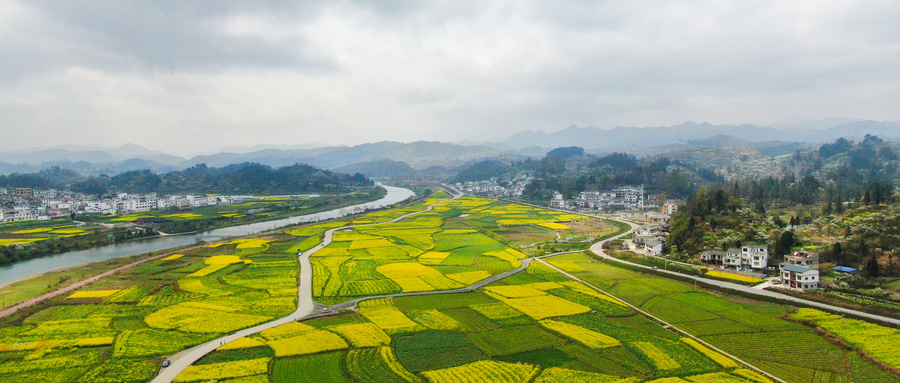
top-left (779, 263), bottom-right (819, 291)
top-left (784, 251), bottom-right (819, 269)
top-left (700, 250), bottom-right (725, 265)
top-left (661, 200), bottom-right (681, 216)
top-left (723, 245), bottom-right (768, 270)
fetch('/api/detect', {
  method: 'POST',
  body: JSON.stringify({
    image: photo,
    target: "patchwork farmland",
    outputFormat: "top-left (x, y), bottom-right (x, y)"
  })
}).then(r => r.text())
top-left (0, 189), bottom-right (897, 383)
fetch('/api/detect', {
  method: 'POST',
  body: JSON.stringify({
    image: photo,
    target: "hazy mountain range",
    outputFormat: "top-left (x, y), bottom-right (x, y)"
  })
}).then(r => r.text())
top-left (2, 120), bottom-right (897, 179)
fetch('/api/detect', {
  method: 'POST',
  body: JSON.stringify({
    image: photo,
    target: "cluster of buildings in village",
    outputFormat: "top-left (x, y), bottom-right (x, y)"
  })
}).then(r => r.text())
top-left (550, 185), bottom-right (681, 215)
top-left (453, 173), bottom-right (534, 199)
top-left (700, 246), bottom-right (822, 291)
top-left (0, 187), bottom-right (235, 223)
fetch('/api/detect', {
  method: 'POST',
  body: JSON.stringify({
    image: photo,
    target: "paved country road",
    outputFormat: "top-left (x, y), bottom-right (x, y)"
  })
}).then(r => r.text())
top-left (589, 220), bottom-right (900, 327)
top-left (154, 193), bottom-right (900, 381)
top-left (0, 245), bottom-right (208, 320)
top-left (152, 187), bottom-right (465, 382)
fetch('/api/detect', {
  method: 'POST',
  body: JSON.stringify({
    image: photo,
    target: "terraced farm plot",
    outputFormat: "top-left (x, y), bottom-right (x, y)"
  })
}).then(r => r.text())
top-left (539, 319), bottom-right (621, 349)
top-left (273, 352), bottom-right (349, 383)
top-left (419, 360), bottom-right (538, 383)
top-left (466, 325), bottom-right (567, 356)
top-left (533, 367), bottom-right (627, 383)
top-left (790, 308), bottom-right (900, 369)
top-left (393, 292), bottom-right (495, 311)
top-left (329, 323), bottom-right (392, 347)
top-left (7, 194), bottom-right (890, 383)
top-left (346, 347), bottom-right (420, 383)
top-left (174, 357), bottom-right (270, 382)
top-left (376, 262), bottom-right (463, 292)
top-left (394, 331), bottom-right (488, 372)
top-left (360, 299), bottom-right (421, 332)
top-left (487, 292), bottom-right (591, 320)
top-left (642, 297), bottom-right (721, 323)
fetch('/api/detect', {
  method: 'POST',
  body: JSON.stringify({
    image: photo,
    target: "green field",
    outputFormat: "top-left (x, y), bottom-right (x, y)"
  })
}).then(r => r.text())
top-left (3, 189), bottom-right (900, 383)
top-left (310, 195), bottom-right (595, 303)
top-left (0, 230), bottom-right (304, 382)
top-left (173, 256), bottom-right (823, 383)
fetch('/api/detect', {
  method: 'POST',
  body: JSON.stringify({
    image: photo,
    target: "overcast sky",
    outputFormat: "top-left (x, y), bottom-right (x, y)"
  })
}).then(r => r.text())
top-left (1, 1), bottom-right (899, 155)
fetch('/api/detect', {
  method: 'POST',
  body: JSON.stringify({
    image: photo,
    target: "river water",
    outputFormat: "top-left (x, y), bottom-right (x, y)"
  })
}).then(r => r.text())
top-left (0, 185), bottom-right (414, 289)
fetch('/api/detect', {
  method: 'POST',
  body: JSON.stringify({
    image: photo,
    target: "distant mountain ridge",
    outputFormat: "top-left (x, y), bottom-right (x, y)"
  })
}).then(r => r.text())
top-left (500, 120), bottom-right (900, 150)
top-left (2, 120), bottom-right (898, 177)
top-left (0, 141), bottom-right (501, 177)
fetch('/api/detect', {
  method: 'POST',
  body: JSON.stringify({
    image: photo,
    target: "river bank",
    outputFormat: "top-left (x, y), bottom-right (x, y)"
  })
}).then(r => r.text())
top-left (0, 185), bottom-right (414, 307)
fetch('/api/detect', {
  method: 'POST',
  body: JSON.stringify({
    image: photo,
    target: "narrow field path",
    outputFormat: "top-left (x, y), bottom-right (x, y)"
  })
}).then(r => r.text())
top-left (154, 193), bottom-right (897, 383)
top-left (152, 187), bottom-right (465, 382)
top-left (535, 221), bottom-right (786, 382)
top-left (536, 257), bottom-right (787, 383)
top-left (0, 245), bottom-right (208, 320)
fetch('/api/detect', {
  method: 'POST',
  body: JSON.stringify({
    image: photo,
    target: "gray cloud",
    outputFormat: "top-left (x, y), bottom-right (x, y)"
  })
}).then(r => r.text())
top-left (1, 0), bottom-right (899, 155)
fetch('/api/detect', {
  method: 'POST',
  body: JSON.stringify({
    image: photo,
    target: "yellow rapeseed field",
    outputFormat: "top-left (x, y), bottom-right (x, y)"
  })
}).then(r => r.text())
top-left (534, 367), bottom-right (639, 383)
top-left (539, 320), bottom-right (620, 349)
top-left (174, 357), bottom-right (269, 382)
top-left (265, 329), bottom-right (348, 357)
top-left (680, 338), bottom-right (738, 368)
top-left (188, 254), bottom-right (252, 277)
top-left (66, 289), bottom-right (120, 299)
top-left (161, 254), bottom-right (185, 261)
top-left (207, 238), bottom-right (271, 249)
top-left (484, 285), bottom-right (547, 298)
top-left (634, 342), bottom-right (681, 371)
top-left (219, 337), bottom-right (266, 351)
top-left (418, 251), bottom-right (451, 265)
top-left (163, 213), bottom-right (203, 219)
top-left (286, 221), bottom-right (346, 236)
top-left (145, 304), bottom-right (270, 333)
top-left (705, 270), bottom-right (764, 284)
top-left (791, 308), bottom-right (900, 368)
top-left (560, 281), bottom-right (628, 307)
top-left (328, 323), bottom-right (392, 347)
top-left (490, 294), bottom-right (591, 320)
top-left (50, 228), bottom-right (85, 234)
top-left (0, 238), bottom-right (46, 246)
top-left (446, 270), bottom-right (491, 285)
top-left (360, 301), bottom-right (420, 331)
top-left (483, 249), bottom-right (525, 267)
top-left (75, 337), bottom-right (115, 347)
top-left (732, 369), bottom-right (774, 383)
top-left (409, 309), bottom-right (461, 330)
top-left (258, 322), bottom-right (316, 341)
top-left (349, 238), bottom-right (396, 249)
top-left (420, 360), bottom-right (538, 383)
top-left (539, 222), bottom-right (570, 230)
top-left (11, 227), bottom-right (54, 234)
top-left (376, 262), bottom-right (461, 292)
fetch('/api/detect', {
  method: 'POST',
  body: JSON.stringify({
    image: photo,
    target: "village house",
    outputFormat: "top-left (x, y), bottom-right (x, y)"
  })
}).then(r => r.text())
top-left (633, 226), bottom-right (666, 256)
top-left (700, 250), bottom-right (726, 265)
top-left (722, 245), bottom-right (768, 271)
top-left (784, 251), bottom-right (819, 269)
top-left (779, 262), bottom-right (819, 291)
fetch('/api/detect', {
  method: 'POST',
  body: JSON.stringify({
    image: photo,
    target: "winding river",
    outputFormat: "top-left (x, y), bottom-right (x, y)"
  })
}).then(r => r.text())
top-left (0, 185), bottom-right (414, 289)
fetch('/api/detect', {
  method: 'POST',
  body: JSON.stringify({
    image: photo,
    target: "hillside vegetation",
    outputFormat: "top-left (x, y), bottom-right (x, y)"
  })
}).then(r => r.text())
top-left (1, 163), bottom-right (373, 195)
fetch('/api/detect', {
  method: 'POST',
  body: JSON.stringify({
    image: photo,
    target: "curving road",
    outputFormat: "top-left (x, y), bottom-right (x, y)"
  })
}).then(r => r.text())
top-left (153, 186), bottom-right (466, 382)
top-left (155, 191), bottom-right (900, 382)
top-left (588, 220), bottom-right (900, 326)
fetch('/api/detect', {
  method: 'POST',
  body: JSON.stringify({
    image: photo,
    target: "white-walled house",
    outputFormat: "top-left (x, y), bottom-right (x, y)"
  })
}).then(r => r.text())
top-left (723, 245), bottom-right (768, 270)
top-left (779, 263), bottom-right (819, 291)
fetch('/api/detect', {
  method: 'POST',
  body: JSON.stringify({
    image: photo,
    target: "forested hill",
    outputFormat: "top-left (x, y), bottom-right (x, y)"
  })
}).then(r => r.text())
top-left (0, 162), bottom-right (374, 195)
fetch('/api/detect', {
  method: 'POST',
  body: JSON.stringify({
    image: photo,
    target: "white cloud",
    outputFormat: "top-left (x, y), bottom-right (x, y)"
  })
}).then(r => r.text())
top-left (1, 0), bottom-right (899, 155)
